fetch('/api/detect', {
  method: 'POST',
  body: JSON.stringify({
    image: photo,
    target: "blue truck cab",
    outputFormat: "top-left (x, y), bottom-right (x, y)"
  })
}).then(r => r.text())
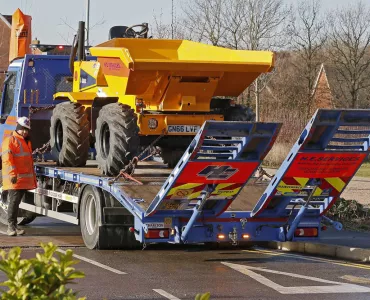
top-left (0, 55), bottom-right (71, 152)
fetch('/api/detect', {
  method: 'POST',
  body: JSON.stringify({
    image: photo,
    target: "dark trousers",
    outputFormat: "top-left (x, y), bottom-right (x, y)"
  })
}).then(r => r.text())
top-left (7, 190), bottom-right (26, 226)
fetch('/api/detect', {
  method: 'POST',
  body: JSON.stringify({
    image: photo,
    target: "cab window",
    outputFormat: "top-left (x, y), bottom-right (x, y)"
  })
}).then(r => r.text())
top-left (1, 72), bottom-right (17, 117)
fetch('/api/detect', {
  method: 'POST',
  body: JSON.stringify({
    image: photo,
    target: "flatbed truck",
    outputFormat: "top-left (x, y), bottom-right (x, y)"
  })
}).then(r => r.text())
top-left (1, 55), bottom-right (370, 249)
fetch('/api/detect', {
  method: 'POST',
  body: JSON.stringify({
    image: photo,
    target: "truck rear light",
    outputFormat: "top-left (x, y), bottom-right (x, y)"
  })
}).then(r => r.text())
top-left (148, 118), bottom-right (158, 129)
top-left (145, 229), bottom-right (169, 239)
top-left (294, 228), bottom-right (318, 237)
top-left (217, 233), bottom-right (226, 240)
top-left (242, 234), bottom-right (250, 239)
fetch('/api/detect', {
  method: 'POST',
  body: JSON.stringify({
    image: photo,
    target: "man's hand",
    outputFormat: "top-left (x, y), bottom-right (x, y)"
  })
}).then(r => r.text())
top-left (10, 176), bottom-right (17, 184)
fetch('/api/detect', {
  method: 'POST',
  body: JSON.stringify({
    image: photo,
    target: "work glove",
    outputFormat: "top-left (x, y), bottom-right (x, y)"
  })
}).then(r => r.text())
top-left (10, 176), bottom-right (17, 184)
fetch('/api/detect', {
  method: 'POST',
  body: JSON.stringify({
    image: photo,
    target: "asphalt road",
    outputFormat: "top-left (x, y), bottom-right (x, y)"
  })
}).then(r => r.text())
top-left (1, 218), bottom-right (370, 300)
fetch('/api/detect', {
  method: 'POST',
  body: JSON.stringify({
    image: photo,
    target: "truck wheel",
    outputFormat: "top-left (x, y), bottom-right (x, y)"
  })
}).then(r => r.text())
top-left (224, 104), bottom-right (256, 121)
top-left (95, 103), bottom-right (140, 176)
top-left (80, 186), bottom-right (103, 250)
top-left (160, 148), bottom-right (184, 168)
top-left (50, 102), bottom-right (90, 167)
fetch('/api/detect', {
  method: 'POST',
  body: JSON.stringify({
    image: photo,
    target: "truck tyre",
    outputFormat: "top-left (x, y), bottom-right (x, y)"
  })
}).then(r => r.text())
top-left (224, 104), bottom-right (256, 122)
top-left (95, 103), bottom-right (140, 176)
top-left (160, 148), bottom-right (184, 168)
top-left (80, 186), bottom-right (103, 249)
top-left (50, 102), bottom-right (90, 167)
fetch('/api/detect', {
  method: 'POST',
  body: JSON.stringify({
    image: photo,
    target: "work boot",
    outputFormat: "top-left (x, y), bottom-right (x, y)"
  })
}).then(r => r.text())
top-left (7, 224), bottom-right (16, 236)
top-left (15, 226), bottom-right (25, 236)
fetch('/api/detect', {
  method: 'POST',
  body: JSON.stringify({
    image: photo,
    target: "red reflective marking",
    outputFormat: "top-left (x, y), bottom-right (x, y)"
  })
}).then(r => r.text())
top-left (294, 227), bottom-right (318, 237)
top-left (145, 229), bottom-right (169, 239)
top-left (177, 161), bottom-right (259, 184)
top-left (286, 153), bottom-right (367, 178)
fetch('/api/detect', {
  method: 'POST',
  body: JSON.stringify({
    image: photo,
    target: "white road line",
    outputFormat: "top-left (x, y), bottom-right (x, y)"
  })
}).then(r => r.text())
top-left (153, 289), bottom-right (181, 300)
top-left (57, 249), bottom-right (127, 275)
top-left (223, 262), bottom-right (370, 294)
top-left (246, 249), bottom-right (370, 270)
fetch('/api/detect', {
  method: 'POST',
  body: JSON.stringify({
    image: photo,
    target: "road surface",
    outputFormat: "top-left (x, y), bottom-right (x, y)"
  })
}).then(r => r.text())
top-left (0, 218), bottom-right (370, 300)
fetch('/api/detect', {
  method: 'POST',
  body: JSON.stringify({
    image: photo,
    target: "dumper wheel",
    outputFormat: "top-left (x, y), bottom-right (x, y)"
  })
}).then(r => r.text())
top-left (95, 103), bottom-right (140, 176)
top-left (160, 148), bottom-right (184, 168)
top-left (224, 104), bottom-right (256, 121)
top-left (50, 102), bottom-right (90, 167)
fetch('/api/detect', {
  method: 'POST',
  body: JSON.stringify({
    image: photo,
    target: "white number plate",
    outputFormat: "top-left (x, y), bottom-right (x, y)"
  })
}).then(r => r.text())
top-left (167, 125), bottom-right (200, 133)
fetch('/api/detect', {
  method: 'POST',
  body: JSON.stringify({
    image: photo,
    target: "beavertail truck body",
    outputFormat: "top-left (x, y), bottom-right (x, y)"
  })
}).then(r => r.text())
top-left (1, 55), bottom-right (370, 249)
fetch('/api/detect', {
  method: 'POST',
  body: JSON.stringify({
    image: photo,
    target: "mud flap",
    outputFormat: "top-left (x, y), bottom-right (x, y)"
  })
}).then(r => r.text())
top-left (98, 225), bottom-right (140, 249)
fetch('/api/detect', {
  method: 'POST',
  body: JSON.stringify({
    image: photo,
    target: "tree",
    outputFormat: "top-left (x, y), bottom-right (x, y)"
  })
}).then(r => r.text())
top-left (288, 0), bottom-right (327, 117)
top-left (181, 0), bottom-right (226, 45)
top-left (239, 0), bottom-right (291, 120)
top-left (327, 1), bottom-right (370, 108)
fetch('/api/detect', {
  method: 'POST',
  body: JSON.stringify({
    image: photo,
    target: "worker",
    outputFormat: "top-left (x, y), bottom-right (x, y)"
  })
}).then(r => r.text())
top-left (2, 117), bottom-right (37, 236)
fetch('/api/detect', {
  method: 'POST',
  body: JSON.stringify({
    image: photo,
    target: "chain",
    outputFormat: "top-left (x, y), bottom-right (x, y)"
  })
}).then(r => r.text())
top-left (108, 129), bottom-right (166, 185)
top-left (32, 141), bottom-right (51, 162)
top-left (254, 166), bottom-right (273, 184)
top-left (28, 105), bottom-right (56, 119)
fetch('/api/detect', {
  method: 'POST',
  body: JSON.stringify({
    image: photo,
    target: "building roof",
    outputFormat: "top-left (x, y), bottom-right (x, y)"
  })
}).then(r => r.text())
top-left (0, 13), bottom-right (11, 28)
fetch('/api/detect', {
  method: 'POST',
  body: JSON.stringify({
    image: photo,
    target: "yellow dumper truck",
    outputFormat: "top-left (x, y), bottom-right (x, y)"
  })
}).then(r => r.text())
top-left (52, 22), bottom-right (274, 175)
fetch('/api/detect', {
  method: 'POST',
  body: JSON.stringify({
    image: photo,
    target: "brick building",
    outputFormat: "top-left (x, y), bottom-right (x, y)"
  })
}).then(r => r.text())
top-left (311, 63), bottom-right (335, 113)
top-left (0, 13), bottom-right (11, 84)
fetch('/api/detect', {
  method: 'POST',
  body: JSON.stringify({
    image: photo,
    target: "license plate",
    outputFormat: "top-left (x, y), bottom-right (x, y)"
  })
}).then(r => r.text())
top-left (167, 125), bottom-right (200, 133)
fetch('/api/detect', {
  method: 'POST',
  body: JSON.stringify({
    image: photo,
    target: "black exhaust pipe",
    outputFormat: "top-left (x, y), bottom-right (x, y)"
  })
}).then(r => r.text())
top-left (69, 21), bottom-right (86, 74)
top-left (77, 21), bottom-right (86, 61)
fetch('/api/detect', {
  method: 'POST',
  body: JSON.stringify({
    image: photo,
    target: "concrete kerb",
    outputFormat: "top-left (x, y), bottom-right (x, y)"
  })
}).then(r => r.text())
top-left (264, 241), bottom-right (370, 263)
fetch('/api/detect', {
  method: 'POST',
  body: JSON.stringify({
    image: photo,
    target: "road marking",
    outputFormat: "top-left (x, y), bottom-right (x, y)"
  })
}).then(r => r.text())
top-left (57, 249), bottom-right (127, 275)
top-left (222, 262), bottom-right (370, 294)
top-left (341, 275), bottom-right (370, 285)
top-left (244, 249), bottom-right (370, 270)
top-left (153, 289), bottom-right (181, 300)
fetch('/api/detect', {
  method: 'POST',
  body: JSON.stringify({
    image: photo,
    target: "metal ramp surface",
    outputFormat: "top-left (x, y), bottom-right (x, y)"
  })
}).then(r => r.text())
top-left (251, 109), bottom-right (370, 219)
top-left (145, 121), bottom-right (281, 217)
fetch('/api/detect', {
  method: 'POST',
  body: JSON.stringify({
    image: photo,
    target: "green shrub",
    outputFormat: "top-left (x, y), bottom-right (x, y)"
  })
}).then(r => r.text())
top-left (195, 292), bottom-right (211, 300)
top-left (0, 242), bottom-right (86, 300)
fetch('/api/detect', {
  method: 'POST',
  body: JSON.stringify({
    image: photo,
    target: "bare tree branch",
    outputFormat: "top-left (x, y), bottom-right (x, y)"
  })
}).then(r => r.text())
top-left (327, 0), bottom-right (370, 108)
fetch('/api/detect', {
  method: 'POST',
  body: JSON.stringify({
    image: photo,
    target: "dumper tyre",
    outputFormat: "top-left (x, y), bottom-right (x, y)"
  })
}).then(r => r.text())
top-left (50, 102), bottom-right (90, 167)
top-left (95, 103), bottom-right (140, 176)
top-left (224, 104), bottom-right (256, 122)
top-left (160, 148), bottom-right (184, 168)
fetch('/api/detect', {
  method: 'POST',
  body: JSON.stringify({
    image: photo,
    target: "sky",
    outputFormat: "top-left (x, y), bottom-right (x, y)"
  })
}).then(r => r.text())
top-left (0, 0), bottom-right (357, 45)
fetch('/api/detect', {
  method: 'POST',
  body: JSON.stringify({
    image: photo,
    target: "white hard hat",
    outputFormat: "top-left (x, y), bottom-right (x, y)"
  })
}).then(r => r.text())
top-left (17, 117), bottom-right (31, 129)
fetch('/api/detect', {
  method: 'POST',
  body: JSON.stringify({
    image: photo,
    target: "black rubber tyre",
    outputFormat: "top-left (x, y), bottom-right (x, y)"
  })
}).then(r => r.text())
top-left (80, 185), bottom-right (103, 250)
top-left (50, 102), bottom-right (90, 167)
top-left (160, 148), bottom-right (184, 168)
top-left (95, 103), bottom-right (140, 176)
top-left (224, 104), bottom-right (256, 121)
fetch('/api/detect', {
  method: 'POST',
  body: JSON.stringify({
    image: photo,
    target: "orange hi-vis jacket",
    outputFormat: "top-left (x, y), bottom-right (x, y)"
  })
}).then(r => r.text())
top-left (2, 131), bottom-right (37, 191)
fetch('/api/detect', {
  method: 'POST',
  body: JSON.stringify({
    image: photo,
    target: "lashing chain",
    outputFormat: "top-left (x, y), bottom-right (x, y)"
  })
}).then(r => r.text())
top-left (108, 129), bottom-right (166, 185)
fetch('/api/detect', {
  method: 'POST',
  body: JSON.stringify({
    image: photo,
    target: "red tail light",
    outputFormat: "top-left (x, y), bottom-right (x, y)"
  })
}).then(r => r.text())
top-left (294, 228), bottom-right (318, 237)
top-left (145, 229), bottom-right (169, 239)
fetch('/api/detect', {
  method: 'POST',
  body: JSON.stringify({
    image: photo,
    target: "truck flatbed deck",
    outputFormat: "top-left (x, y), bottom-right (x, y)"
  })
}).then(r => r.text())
top-left (2, 109), bottom-right (370, 250)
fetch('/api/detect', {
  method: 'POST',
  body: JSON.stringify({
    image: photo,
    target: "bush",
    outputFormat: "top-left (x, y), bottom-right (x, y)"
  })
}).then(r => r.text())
top-left (0, 242), bottom-right (86, 300)
top-left (195, 293), bottom-right (211, 300)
